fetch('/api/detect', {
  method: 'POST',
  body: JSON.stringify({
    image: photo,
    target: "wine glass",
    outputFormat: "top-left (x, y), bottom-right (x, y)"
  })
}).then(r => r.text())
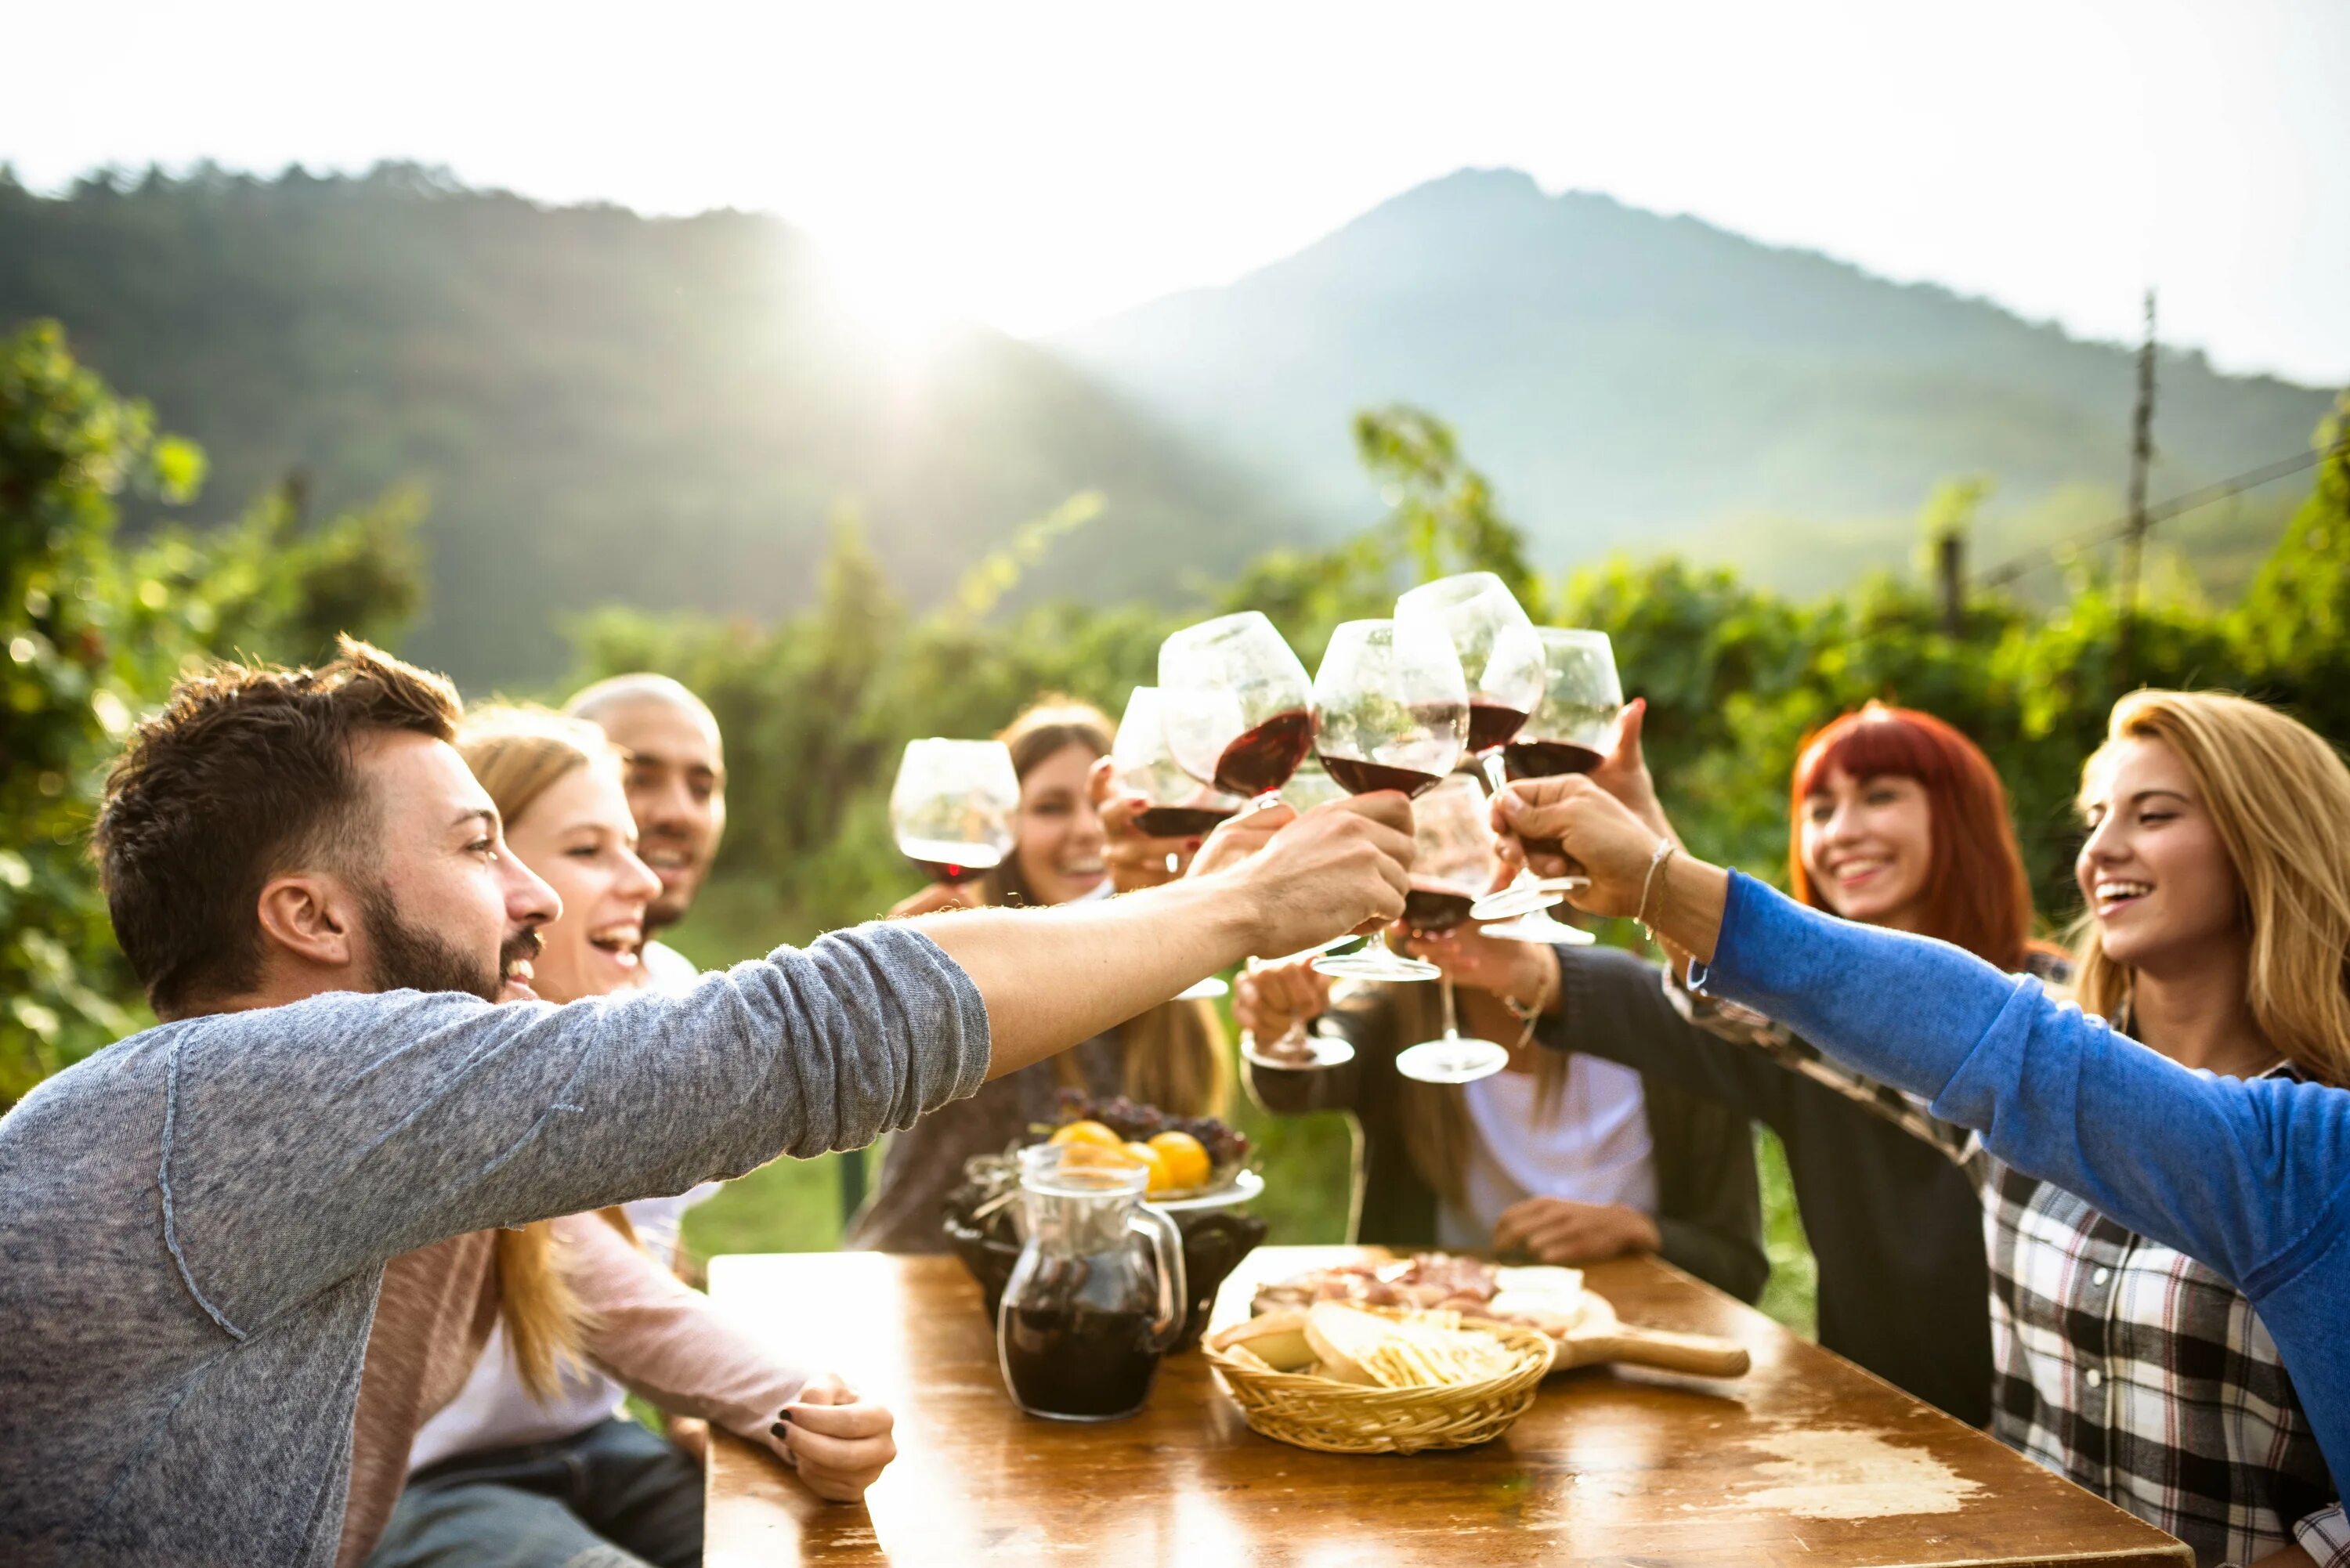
top-left (890, 739), bottom-right (1019, 887)
top-left (1394, 572), bottom-right (1547, 767)
top-left (1111, 687), bottom-right (1246, 1003)
top-left (1391, 774), bottom-right (1512, 1083)
top-left (1471, 627), bottom-right (1622, 923)
top-left (1111, 686), bottom-right (1247, 865)
top-left (1309, 619), bottom-right (1466, 982)
top-left (1157, 612), bottom-right (1314, 807)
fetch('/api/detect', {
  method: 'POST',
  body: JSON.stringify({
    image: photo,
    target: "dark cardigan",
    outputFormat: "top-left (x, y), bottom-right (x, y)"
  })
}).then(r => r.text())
top-left (1244, 981), bottom-right (1769, 1305)
top-left (1544, 943), bottom-right (1993, 1426)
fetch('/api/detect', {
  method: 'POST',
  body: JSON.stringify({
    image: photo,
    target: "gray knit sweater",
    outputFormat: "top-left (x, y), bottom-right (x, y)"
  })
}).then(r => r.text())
top-left (0, 924), bottom-right (989, 1566)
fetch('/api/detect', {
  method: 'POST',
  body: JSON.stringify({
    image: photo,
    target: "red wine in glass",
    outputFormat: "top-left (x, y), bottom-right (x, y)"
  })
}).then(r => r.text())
top-left (904, 843), bottom-right (1006, 885)
top-left (1467, 702), bottom-right (1530, 757)
top-left (1318, 755), bottom-right (1446, 798)
top-left (1502, 739), bottom-right (1604, 780)
top-left (1130, 805), bottom-right (1238, 838)
top-left (1403, 887), bottom-right (1476, 934)
top-left (1213, 710), bottom-right (1314, 798)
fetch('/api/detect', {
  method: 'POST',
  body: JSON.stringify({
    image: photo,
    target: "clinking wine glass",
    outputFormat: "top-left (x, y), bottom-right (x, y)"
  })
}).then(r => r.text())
top-left (1235, 757), bottom-right (1367, 1067)
top-left (891, 739), bottom-right (1019, 887)
top-left (1112, 686), bottom-right (1245, 1001)
top-left (1156, 612), bottom-right (1315, 808)
top-left (1394, 572), bottom-right (1548, 770)
top-left (1309, 618), bottom-right (1466, 983)
top-left (1391, 774), bottom-right (1513, 1084)
top-left (1471, 627), bottom-right (1622, 923)
top-left (1110, 686), bottom-right (1246, 872)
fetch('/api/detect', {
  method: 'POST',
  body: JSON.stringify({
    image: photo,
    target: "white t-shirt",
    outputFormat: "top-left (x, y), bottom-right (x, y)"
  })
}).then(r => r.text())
top-left (1434, 1055), bottom-right (1660, 1252)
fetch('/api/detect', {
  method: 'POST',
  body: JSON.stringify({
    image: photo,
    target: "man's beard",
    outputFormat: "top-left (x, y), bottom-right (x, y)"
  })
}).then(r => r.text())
top-left (357, 884), bottom-right (534, 1003)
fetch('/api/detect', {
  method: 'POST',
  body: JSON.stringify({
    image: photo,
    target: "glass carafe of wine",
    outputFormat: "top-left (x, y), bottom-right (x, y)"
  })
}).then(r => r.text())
top-left (889, 739), bottom-right (1020, 889)
top-left (997, 1146), bottom-right (1187, 1422)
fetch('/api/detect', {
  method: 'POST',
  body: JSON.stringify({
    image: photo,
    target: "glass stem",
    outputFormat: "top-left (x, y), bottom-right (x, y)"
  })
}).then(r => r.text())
top-left (1440, 975), bottom-right (1462, 1043)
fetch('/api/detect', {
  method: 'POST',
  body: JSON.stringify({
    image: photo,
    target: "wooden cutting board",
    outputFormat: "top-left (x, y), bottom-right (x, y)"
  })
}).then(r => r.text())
top-left (1551, 1288), bottom-right (1750, 1378)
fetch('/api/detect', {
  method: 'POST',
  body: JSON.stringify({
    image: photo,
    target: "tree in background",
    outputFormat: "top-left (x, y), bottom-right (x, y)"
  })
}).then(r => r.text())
top-left (0, 322), bottom-right (421, 1104)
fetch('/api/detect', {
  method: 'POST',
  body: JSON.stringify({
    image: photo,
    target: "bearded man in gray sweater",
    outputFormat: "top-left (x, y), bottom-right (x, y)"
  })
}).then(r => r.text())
top-left (0, 638), bottom-right (1413, 1567)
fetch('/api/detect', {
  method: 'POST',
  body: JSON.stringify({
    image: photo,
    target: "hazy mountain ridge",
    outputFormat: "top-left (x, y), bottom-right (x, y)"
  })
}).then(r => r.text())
top-left (0, 164), bottom-right (1314, 683)
top-left (1054, 168), bottom-right (2334, 575)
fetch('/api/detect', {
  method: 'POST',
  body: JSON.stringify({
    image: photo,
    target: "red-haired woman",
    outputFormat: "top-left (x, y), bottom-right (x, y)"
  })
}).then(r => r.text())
top-left (1383, 700), bottom-right (2040, 1425)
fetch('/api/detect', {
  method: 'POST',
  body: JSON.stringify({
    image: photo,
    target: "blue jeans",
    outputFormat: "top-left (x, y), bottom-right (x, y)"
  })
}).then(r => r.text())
top-left (366, 1417), bottom-right (702, 1568)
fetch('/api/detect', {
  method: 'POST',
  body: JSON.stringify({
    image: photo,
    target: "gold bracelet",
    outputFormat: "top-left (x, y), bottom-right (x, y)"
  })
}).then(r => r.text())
top-left (1636, 840), bottom-right (1677, 940)
top-left (1502, 956), bottom-right (1556, 1051)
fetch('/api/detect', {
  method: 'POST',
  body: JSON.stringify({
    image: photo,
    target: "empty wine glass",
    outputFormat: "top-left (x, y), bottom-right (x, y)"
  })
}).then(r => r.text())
top-left (1157, 612), bottom-right (1314, 807)
top-left (1394, 572), bottom-right (1547, 766)
top-left (1390, 775), bottom-right (1513, 1083)
top-left (1310, 619), bottom-right (1466, 983)
top-left (890, 739), bottom-right (1019, 887)
top-left (1472, 627), bottom-right (1622, 923)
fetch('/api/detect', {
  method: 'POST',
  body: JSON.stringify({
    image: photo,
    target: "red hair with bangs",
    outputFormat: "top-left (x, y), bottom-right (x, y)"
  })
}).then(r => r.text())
top-left (1788, 703), bottom-right (2034, 971)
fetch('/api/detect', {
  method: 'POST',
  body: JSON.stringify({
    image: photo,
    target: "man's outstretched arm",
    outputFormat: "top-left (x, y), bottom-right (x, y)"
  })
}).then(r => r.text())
top-left (914, 796), bottom-right (1412, 1080)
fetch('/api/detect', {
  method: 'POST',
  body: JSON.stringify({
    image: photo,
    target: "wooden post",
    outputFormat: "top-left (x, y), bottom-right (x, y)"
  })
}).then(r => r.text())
top-left (1936, 529), bottom-right (1965, 635)
top-left (2115, 291), bottom-right (2157, 688)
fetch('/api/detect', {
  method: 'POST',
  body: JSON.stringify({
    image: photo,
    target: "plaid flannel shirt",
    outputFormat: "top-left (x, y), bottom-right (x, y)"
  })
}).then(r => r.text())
top-left (1670, 981), bottom-right (2340, 1568)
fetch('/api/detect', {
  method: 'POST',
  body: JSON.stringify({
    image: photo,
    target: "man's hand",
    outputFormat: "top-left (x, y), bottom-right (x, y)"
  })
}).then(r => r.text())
top-left (1492, 777), bottom-right (1665, 919)
top-left (1090, 757), bottom-right (1196, 893)
top-left (1492, 1197), bottom-right (1661, 1265)
top-left (779, 1373), bottom-right (897, 1503)
top-left (1210, 795), bottom-right (1413, 958)
top-left (1188, 801), bottom-right (1294, 880)
top-left (1235, 952), bottom-right (1333, 1041)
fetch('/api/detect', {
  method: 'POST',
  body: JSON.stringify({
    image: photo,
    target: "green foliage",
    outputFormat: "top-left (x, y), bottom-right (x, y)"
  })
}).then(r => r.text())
top-left (0, 321), bottom-right (423, 1104)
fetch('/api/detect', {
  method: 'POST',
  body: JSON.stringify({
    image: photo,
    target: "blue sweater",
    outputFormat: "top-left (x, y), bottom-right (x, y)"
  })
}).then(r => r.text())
top-left (1704, 871), bottom-right (2350, 1493)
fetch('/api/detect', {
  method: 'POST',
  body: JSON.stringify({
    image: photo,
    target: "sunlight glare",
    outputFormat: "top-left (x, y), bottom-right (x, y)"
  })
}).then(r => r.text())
top-left (811, 224), bottom-right (963, 362)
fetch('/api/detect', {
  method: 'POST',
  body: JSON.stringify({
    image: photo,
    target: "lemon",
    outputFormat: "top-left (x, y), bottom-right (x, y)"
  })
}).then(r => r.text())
top-left (1123, 1140), bottom-right (1174, 1193)
top-left (1048, 1118), bottom-right (1125, 1151)
top-left (1147, 1129), bottom-right (1212, 1190)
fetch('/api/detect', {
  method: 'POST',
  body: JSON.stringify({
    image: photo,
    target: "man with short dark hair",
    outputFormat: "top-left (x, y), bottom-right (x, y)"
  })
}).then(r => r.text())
top-left (0, 638), bottom-right (1414, 1566)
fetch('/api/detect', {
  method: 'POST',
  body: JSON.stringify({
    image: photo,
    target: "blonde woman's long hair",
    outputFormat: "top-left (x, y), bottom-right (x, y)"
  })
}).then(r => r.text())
top-left (987, 695), bottom-right (1229, 1117)
top-left (2071, 690), bottom-right (2350, 1087)
top-left (458, 704), bottom-right (642, 1399)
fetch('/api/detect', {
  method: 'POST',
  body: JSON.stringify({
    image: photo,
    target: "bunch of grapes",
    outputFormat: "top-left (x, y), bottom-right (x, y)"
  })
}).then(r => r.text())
top-left (1054, 1088), bottom-right (1251, 1169)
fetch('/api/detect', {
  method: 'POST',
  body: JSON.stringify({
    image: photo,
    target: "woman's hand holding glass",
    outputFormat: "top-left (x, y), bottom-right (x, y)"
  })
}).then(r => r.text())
top-left (1391, 917), bottom-right (1560, 1015)
top-left (1233, 954), bottom-right (1334, 1044)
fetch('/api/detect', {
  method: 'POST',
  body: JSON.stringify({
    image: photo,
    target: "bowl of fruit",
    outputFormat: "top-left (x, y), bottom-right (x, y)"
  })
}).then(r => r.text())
top-left (942, 1092), bottom-right (1266, 1352)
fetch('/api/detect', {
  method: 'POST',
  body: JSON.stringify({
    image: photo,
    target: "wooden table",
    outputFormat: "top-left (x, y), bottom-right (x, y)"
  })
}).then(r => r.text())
top-left (706, 1246), bottom-right (2188, 1566)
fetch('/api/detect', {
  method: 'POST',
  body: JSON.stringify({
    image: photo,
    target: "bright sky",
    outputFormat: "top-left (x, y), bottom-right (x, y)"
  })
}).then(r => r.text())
top-left (8, 0), bottom-right (2347, 385)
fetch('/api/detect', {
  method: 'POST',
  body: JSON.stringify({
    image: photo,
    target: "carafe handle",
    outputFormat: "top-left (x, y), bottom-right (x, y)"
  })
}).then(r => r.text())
top-left (1130, 1201), bottom-right (1188, 1353)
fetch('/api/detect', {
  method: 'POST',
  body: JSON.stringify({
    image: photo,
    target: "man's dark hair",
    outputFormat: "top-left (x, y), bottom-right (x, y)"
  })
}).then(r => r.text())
top-left (92, 636), bottom-right (464, 1017)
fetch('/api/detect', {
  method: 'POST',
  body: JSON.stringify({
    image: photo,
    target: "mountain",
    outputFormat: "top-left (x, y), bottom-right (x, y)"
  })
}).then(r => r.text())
top-left (0, 165), bottom-right (1315, 685)
top-left (1053, 168), bottom-right (2337, 584)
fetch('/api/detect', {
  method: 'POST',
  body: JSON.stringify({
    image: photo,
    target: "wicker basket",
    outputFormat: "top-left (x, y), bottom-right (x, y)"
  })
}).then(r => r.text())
top-left (1202, 1309), bottom-right (1556, 1454)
